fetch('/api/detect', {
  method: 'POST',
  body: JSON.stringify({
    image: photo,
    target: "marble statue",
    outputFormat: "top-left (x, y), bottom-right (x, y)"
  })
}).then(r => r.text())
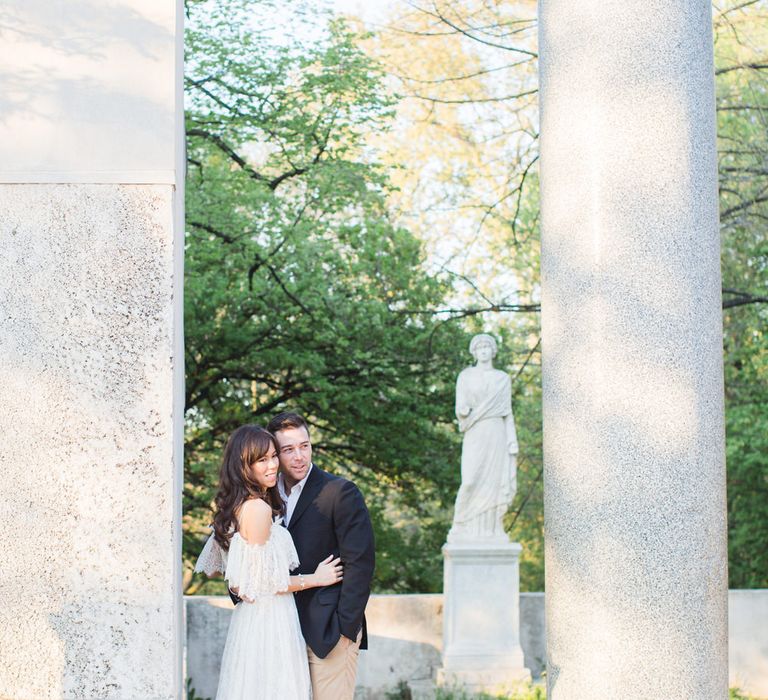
top-left (448, 333), bottom-right (518, 542)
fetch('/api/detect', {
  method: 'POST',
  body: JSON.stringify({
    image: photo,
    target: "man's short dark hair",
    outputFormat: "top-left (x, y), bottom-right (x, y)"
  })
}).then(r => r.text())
top-left (267, 411), bottom-right (310, 437)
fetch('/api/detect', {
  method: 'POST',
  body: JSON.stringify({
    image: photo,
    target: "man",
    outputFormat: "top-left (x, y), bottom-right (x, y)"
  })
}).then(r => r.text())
top-left (267, 411), bottom-right (375, 700)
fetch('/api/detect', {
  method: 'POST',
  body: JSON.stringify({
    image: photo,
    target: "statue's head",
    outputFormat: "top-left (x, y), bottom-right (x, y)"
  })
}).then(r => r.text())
top-left (469, 333), bottom-right (498, 361)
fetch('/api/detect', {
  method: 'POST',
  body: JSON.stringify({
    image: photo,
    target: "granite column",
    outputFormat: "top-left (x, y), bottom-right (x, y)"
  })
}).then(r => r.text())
top-left (538, 2), bottom-right (728, 697)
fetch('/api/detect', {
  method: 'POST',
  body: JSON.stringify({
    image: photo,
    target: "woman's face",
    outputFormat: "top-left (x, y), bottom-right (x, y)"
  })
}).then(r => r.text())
top-left (247, 442), bottom-right (280, 490)
top-left (474, 341), bottom-right (494, 363)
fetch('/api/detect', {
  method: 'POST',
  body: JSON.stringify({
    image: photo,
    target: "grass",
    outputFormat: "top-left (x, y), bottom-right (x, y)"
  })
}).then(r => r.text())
top-left (407, 682), bottom-right (760, 700)
top-left (385, 681), bottom-right (546, 700)
top-left (435, 685), bottom-right (544, 700)
top-left (436, 685), bottom-right (546, 700)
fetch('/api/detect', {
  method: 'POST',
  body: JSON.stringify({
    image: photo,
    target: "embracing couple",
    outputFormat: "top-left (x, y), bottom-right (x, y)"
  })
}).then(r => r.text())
top-left (194, 412), bottom-right (376, 700)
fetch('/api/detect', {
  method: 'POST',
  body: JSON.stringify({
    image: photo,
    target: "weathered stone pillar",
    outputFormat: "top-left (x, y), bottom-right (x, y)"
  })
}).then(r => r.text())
top-left (0, 2), bottom-right (184, 698)
top-left (538, 2), bottom-right (728, 698)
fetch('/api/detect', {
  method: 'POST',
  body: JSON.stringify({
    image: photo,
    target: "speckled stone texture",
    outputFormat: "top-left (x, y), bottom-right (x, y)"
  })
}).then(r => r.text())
top-left (438, 543), bottom-right (529, 692)
top-left (0, 185), bottom-right (178, 700)
top-left (539, 1), bottom-right (728, 698)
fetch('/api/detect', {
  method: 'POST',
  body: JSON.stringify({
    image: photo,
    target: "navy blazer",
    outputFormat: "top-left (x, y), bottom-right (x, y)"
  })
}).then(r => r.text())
top-left (288, 465), bottom-right (375, 658)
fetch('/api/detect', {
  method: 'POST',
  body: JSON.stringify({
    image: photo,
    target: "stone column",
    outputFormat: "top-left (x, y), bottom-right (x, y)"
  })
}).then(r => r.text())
top-left (0, 2), bottom-right (184, 699)
top-left (538, 2), bottom-right (728, 698)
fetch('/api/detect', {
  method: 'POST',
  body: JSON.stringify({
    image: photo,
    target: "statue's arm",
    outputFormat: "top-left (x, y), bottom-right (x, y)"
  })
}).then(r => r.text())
top-left (455, 371), bottom-right (471, 420)
top-left (503, 377), bottom-right (519, 455)
top-left (504, 413), bottom-right (519, 454)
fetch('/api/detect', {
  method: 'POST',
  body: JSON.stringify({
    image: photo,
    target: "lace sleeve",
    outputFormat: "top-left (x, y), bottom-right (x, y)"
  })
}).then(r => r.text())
top-left (194, 532), bottom-right (226, 576)
top-left (224, 528), bottom-right (299, 601)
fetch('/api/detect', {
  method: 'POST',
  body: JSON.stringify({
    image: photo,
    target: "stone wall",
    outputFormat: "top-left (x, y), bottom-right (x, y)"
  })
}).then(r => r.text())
top-left (0, 2), bottom-right (184, 698)
top-left (185, 590), bottom-right (767, 699)
top-left (730, 591), bottom-right (768, 698)
top-left (0, 186), bottom-right (179, 699)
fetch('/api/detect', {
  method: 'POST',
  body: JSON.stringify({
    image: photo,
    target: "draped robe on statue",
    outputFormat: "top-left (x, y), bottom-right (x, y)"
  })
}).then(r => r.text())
top-left (450, 367), bottom-right (517, 539)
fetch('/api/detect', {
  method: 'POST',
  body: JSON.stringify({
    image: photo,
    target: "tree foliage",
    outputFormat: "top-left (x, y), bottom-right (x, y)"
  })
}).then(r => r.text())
top-left (362, 0), bottom-right (767, 589)
top-left (715, 2), bottom-right (768, 587)
top-left (183, 0), bottom-right (469, 594)
top-left (183, 0), bottom-right (767, 595)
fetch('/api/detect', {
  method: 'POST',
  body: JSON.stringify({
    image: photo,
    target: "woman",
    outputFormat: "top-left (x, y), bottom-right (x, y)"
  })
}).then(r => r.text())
top-left (195, 424), bottom-right (342, 699)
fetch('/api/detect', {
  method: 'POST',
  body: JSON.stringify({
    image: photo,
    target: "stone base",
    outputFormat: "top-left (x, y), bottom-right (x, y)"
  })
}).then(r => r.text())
top-left (439, 540), bottom-right (530, 693)
top-left (406, 678), bottom-right (437, 700)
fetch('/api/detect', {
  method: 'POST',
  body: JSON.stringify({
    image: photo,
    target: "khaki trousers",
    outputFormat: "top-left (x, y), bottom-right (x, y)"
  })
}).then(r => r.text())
top-left (306, 629), bottom-right (362, 700)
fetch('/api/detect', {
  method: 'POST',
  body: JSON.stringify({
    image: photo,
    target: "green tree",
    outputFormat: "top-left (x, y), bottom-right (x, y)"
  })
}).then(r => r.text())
top-left (365, 0), bottom-right (544, 590)
top-left (183, 0), bottom-right (469, 594)
top-left (715, 2), bottom-right (768, 587)
top-left (363, 0), bottom-right (767, 590)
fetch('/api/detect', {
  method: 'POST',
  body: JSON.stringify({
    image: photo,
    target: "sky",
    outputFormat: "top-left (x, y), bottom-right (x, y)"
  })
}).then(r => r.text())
top-left (255, 0), bottom-right (401, 48)
top-left (329, 0), bottom-right (399, 26)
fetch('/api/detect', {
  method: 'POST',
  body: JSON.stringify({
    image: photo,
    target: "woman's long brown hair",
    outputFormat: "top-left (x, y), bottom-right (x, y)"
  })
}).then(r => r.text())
top-left (212, 425), bottom-right (284, 550)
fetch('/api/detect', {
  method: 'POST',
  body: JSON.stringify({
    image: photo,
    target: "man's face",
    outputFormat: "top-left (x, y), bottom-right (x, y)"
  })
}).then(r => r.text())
top-left (274, 425), bottom-right (313, 487)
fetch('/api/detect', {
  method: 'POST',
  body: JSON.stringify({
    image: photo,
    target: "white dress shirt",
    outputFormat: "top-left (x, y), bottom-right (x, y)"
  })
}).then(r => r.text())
top-left (277, 463), bottom-right (313, 526)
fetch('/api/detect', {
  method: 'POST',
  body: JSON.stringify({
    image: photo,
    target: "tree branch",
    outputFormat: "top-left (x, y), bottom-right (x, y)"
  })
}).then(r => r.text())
top-left (721, 193), bottom-right (768, 220)
top-left (716, 62), bottom-right (768, 75)
top-left (188, 219), bottom-right (237, 244)
top-left (420, 1), bottom-right (538, 57)
top-left (187, 127), bottom-right (313, 191)
top-left (411, 88), bottom-right (538, 104)
top-left (722, 288), bottom-right (768, 308)
top-left (513, 338), bottom-right (541, 382)
top-left (187, 128), bottom-right (269, 183)
top-left (386, 59), bottom-right (533, 85)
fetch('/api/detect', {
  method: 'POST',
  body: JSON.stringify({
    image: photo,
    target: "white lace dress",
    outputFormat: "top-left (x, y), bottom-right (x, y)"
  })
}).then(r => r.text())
top-left (194, 520), bottom-right (312, 699)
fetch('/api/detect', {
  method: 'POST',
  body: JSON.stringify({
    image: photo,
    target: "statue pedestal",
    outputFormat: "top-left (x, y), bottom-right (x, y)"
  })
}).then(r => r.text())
top-left (438, 540), bottom-right (530, 693)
